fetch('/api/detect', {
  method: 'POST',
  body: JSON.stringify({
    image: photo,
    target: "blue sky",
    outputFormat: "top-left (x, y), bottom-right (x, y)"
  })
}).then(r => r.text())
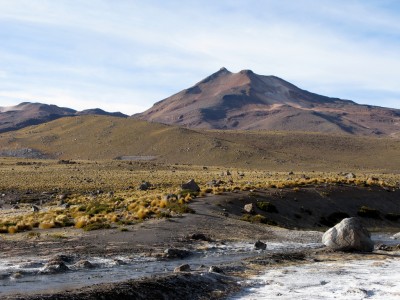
top-left (0, 0), bottom-right (399, 114)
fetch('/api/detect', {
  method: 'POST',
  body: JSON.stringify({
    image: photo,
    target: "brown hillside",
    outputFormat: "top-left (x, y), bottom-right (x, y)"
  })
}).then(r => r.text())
top-left (0, 102), bottom-right (127, 134)
top-left (135, 68), bottom-right (400, 137)
top-left (0, 115), bottom-right (400, 172)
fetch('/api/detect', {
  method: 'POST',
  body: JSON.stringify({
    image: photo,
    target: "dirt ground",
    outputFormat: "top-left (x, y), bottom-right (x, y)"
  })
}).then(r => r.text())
top-left (1, 186), bottom-right (400, 299)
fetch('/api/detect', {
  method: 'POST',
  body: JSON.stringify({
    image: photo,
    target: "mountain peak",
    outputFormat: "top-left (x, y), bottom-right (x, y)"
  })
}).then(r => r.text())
top-left (136, 69), bottom-right (400, 136)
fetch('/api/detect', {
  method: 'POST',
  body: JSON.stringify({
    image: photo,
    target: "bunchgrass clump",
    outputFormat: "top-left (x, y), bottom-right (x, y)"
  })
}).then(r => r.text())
top-left (357, 206), bottom-right (380, 219)
top-left (256, 201), bottom-right (278, 213)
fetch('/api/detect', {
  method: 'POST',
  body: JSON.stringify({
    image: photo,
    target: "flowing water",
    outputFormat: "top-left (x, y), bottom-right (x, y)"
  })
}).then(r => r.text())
top-left (0, 241), bottom-right (323, 296)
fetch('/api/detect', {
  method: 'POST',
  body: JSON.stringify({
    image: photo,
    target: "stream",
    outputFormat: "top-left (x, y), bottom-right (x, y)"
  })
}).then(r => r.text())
top-left (0, 240), bottom-right (323, 296)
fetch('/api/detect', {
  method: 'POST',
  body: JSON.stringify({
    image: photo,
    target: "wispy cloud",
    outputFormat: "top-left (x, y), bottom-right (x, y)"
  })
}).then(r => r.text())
top-left (0, 0), bottom-right (399, 113)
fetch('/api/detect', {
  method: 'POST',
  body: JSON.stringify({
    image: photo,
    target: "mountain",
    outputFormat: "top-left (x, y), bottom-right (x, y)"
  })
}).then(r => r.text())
top-left (0, 102), bottom-right (127, 133)
top-left (76, 108), bottom-right (127, 118)
top-left (135, 68), bottom-right (400, 137)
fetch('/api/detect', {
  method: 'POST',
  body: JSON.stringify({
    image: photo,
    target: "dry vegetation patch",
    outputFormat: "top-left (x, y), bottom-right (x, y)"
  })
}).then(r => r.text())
top-left (0, 158), bottom-right (399, 234)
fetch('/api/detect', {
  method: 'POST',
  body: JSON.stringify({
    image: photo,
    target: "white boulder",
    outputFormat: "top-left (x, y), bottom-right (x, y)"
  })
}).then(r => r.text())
top-left (322, 217), bottom-right (374, 252)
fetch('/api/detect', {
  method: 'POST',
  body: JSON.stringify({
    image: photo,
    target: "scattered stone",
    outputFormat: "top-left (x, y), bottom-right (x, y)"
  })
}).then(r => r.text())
top-left (226, 170), bottom-right (231, 176)
top-left (40, 261), bottom-right (69, 274)
top-left (163, 194), bottom-right (178, 201)
top-left (243, 203), bottom-right (255, 214)
top-left (189, 233), bottom-right (211, 241)
top-left (322, 217), bottom-right (374, 252)
top-left (163, 248), bottom-right (191, 259)
top-left (288, 171), bottom-right (294, 175)
top-left (174, 264), bottom-right (191, 272)
top-left (209, 266), bottom-right (224, 273)
top-left (113, 259), bottom-right (127, 265)
top-left (58, 194), bottom-right (68, 201)
top-left (392, 232), bottom-right (400, 240)
top-left (382, 244), bottom-right (400, 251)
top-left (31, 204), bottom-right (40, 212)
top-left (254, 240), bottom-right (267, 250)
top-left (139, 181), bottom-right (152, 191)
top-left (50, 254), bottom-right (74, 263)
top-left (73, 260), bottom-right (94, 269)
top-left (181, 179), bottom-right (200, 192)
top-left (345, 172), bottom-right (356, 179)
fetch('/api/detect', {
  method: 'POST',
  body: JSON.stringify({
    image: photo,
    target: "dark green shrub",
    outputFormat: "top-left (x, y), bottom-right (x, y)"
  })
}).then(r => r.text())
top-left (385, 213), bottom-right (400, 221)
top-left (320, 212), bottom-right (349, 227)
top-left (357, 206), bottom-right (380, 219)
top-left (241, 214), bottom-right (277, 225)
top-left (256, 201), bottom-right (278, 213)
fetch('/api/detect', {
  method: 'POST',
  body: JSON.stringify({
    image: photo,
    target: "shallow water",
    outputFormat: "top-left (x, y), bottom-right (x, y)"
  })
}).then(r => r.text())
top-left (232, 233), bottom-right (400, 300)
top-left (0, 241), bottom-right (323, 296)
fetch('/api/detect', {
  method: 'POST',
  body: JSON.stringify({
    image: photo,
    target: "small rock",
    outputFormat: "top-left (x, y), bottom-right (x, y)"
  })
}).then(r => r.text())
top-left (73, 260), bottom-right (94, 269)
top-left (345, 173), bottom-right (356, 179)
top-left (139, 181), bottom-right (152, 191)
top-left (40, 261), bottom-right (69, 274)
top-left (163, 194), bottom-right (178, 201)
top-left (392, 232), bottom-right (400, 240)
top-left (243, 203), bottom-right (255, 214)
top-left (58, 194), bottom-right (68, 200)
top-left (209, 266), bottom-right (224, 273)
top-left (163, 248), bottom-right (191, 259)
top-left (254, 240), bottom-right (267, 250)
top-left (189, 233), bottom-right (210, 241)
top-left (174, 264), bottom-right (191, 272)
top-left (181, 179), bottom-right (200, 192)
top-left (113, 259), bottom-right (127, 265)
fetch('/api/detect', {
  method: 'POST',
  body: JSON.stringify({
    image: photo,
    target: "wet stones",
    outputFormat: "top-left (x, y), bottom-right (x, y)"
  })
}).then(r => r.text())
top-left (254, 240), bottom-right (267, 250)
top-left (208, 266), bottom-right (224, 273)
top-left (40, 261), bottom-right (69, 274)
top-left (174, 264), bottom-right (191, 273)
top-left (188, 233), bottom-right (211, 242)
top-left (163, 248), bottom-right (191, 259)
top-left (322, 217), bottom-right (374, 252)
top-left (73, 260), bottom-right (94, 269)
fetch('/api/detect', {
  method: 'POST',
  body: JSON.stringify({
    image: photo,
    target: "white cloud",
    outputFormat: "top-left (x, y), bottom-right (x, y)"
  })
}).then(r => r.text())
top-left (0, 0), bottom-right (399, 112)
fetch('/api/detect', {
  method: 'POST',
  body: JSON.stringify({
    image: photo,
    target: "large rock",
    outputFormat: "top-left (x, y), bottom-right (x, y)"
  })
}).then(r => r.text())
top-left (322, 218), bottom-right (374, 252)
top-left (181, 179), bottom-right (200, 192)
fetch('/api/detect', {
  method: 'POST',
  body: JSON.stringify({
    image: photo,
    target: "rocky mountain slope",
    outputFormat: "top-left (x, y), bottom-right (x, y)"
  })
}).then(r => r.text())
top-left (0, 102), bottom-right (127, 133)
top-left (135, 68), bottom-right (400, 137)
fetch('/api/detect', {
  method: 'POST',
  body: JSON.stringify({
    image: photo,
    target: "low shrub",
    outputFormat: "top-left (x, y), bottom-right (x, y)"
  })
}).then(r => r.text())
top-left (357, 206), bottom-right (380, 219)
top-left (241, 214), bottom-right (278, 225)
top-left (256, 201), bottom-right (278, 213)
top-left (385, 213), bottom-right (400, 221)
top-left (320, 211), bottom-right (350, 227)
top-left (82, 222), bottom-right (111, 231)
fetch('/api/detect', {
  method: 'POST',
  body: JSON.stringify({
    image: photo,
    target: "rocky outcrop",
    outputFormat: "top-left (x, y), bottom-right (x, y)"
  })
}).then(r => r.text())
top-left (322, 217), bottom-right (374, 252)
